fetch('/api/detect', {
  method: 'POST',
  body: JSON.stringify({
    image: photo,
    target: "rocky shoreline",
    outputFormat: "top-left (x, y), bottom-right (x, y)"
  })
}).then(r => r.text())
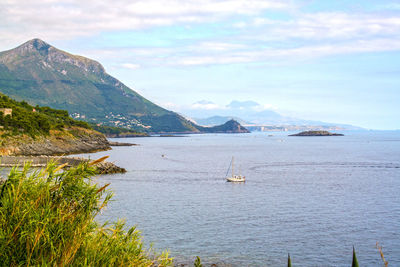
top-left (0, 127), bottom-right (111, 156)
top-left (0, 127), bottom-right (137, 174)
top-left (0, 156), bottom-right (126, 174)
top-left (108, 141), bottom-right (138, 146)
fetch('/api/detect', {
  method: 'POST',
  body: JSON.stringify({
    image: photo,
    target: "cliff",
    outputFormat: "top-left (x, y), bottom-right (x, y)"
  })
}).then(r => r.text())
top-left (0, 127), bottom-right (110, 156)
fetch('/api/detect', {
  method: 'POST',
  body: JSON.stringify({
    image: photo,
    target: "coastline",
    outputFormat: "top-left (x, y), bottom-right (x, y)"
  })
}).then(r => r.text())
top-left (0, 155), bottom-right (126, 174)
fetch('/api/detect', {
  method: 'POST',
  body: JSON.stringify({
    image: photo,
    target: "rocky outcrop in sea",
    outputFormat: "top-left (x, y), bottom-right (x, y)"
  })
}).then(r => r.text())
top-left (289, 130), bottom-right (344, 136)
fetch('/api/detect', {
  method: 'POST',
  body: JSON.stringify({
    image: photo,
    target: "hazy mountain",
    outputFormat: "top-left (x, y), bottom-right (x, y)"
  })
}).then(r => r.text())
top-left (184, 100), bottom-right (362, 130)
top-left (193, 116), bottom-right (249, 126)
top-left (199, 119), bottom-right (249, 133)
top-left (0, 39), bottom-right (199, 133)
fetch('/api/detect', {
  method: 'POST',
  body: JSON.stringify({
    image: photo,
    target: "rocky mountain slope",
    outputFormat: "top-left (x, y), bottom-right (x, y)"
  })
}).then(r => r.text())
top-left (0, 39), bottom-right (199, 133)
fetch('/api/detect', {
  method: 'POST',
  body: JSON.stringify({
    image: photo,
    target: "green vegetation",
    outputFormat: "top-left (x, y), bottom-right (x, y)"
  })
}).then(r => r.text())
top-left (194, 256), bottom-right (203, 267)
top-left (0, 93), bottom-right (90, 137)
top-left (90, 123), bottom-right (148, 137)
top-left (0, 161), bottom-right (173, 266)
top-left (352, 247), bottom-right (359, 267)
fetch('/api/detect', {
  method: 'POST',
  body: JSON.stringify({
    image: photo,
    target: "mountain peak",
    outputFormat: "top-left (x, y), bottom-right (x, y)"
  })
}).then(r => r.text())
top-left (26, 38), bottom-right (50, 47)
top-left (19, 38), bottom-right (52, 54)
top-left (0, 38), bottom-right (107, 75)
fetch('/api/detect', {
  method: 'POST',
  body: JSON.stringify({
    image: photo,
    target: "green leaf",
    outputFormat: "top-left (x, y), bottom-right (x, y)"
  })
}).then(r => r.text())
top-left (352, 246), bottom-right (359, 267)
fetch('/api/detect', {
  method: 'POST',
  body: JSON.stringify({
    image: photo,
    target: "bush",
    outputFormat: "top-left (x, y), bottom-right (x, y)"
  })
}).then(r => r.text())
top-left (0, 161), bottom-right (173, 266)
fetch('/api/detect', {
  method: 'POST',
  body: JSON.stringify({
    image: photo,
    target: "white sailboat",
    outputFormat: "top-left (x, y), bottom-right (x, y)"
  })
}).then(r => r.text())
top-left (226, 157), bottom-right (245, 183)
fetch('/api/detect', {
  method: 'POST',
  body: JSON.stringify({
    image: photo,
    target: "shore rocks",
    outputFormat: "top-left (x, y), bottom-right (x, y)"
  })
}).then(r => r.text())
top-left (0, 127), bottom-right (111, 156)
top-left (0, 156), bottom-right (126, 174)
top-left (94, 161), bottom-right (127, 174)
top-left (108, 141), bottom-right (137, 146)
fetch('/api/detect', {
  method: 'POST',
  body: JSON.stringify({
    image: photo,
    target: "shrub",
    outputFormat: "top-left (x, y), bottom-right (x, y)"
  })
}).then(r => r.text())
top-left (0, 161), bottom-right (173, 266)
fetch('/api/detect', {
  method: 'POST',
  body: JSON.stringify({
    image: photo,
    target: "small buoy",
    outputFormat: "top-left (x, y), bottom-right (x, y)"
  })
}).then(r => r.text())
top-left (161, 154), bottom-right (165, 157)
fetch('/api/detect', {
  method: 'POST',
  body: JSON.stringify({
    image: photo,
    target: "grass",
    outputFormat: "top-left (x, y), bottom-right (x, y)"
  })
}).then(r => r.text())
top-left (0, 160), bottom-right (173, 266)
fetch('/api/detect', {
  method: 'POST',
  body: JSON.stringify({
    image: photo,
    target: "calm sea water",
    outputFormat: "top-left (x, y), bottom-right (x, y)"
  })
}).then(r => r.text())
top-left (77, 131), bottom-right (400, 266)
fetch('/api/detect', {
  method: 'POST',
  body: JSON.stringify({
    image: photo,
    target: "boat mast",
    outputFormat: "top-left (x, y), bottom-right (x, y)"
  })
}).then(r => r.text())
top-left (232, 156), bottom-right (234, 177)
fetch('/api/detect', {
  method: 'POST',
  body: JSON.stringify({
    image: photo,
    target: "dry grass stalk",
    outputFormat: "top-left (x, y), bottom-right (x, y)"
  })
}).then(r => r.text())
top-left (89, 156), bottom-right (109, 166)
top-left (376, 242), bottom-right (389, 267)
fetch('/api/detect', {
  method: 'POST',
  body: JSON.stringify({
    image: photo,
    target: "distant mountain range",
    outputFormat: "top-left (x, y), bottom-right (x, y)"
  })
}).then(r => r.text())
top-left (185, 100), bottom-right (362, 130)
top-left (193, 116), bottom-right (249, 126)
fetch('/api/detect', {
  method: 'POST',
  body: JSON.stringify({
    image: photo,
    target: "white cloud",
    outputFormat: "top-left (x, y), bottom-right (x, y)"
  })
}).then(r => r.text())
top-left (252, 103), bottom-right (276, 112)
top-left (191, 101), bottom-right (224, 110)
top-left (0, 0), bottom-right (290, 47)
top-left (193, 42), bottom-right (247, 51)
top-left (121, 63), bottom-right (140, 70)
top-left (173, 37), bottom-right (400, 66)
top-left (248, 12), bottom-right (400, 40)
top-left (2, 1), bottom-right (400, 68)
top-left (77, 36), bottom-right (400, 68)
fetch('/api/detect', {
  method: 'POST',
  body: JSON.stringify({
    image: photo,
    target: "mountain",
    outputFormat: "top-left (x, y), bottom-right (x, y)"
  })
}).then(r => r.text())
top-left (193, 116), bottom-right (249, 126)
top-left (0, 39), bottom-right (199, 133)
top-left (199, 119), bottom-right (249, 133)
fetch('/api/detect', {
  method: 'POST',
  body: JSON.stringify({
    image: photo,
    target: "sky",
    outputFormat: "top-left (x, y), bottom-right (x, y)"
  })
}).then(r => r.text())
top-left (1, 0), bottom-right (400, 129)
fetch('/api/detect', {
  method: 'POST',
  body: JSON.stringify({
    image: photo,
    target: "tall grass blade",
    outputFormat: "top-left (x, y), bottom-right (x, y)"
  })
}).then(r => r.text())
top-left (352, 246), bottom-right (359, 267)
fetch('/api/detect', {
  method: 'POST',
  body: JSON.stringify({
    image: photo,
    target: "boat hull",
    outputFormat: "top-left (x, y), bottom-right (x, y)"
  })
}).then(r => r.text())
top-left (226, 177), bottom-right (246, 183)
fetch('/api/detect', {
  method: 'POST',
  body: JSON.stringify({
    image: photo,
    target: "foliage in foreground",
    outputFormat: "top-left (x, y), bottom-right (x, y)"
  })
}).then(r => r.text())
top-left (0, 162), bottom-right (173, 266)
top-left (194, 256), bottom-right (203, 267)
top-left (352, 246), bottom-right (359, 267)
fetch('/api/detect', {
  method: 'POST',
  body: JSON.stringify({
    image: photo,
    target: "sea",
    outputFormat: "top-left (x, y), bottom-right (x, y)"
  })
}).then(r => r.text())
top-left (75, 131), bottom-right (400, 266)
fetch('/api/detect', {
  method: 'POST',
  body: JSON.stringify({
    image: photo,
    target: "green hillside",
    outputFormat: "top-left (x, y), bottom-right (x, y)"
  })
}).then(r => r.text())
top-left (0, 93), bottom-right (111, 156)
top-left (0, 93), bottom-right (90, 137)
top-left (0, 39), bottom-right (199, 133)
top-left (89, 123), bottom-right (149, 137)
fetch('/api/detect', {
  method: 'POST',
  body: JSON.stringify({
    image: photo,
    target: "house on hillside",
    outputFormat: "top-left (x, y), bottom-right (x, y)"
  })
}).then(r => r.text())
top-left (0, 108), bottom-right (12, 117)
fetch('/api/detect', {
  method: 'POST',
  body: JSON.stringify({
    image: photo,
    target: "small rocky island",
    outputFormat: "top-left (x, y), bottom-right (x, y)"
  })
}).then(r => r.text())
top-left (289, 130), bottom-right (344, 136)
top-left (200, 119), bottom-right (250, 133)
